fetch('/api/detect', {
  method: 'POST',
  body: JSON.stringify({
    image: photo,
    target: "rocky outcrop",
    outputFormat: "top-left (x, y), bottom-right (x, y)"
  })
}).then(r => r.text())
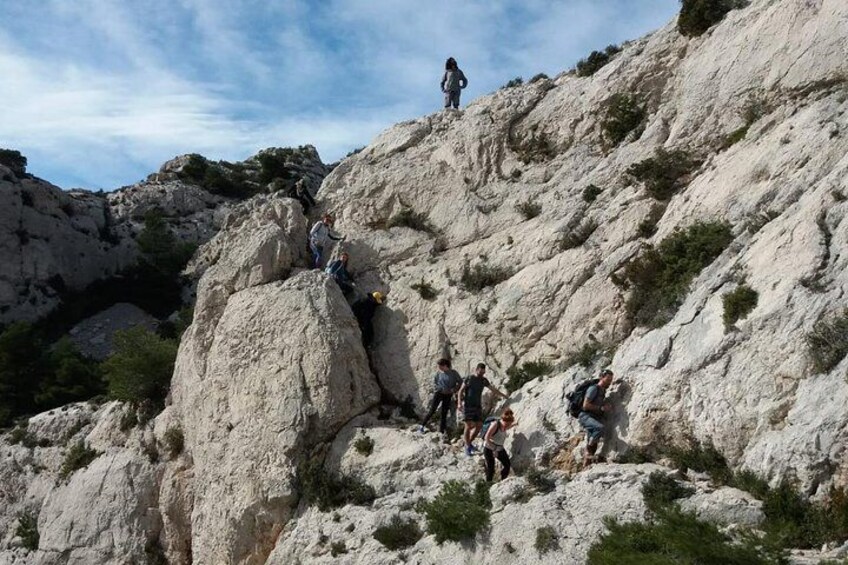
top-left (0, 145), bottom-right (330, 325)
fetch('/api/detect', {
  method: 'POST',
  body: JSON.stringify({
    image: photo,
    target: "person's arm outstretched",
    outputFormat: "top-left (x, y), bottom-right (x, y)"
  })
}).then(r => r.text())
top-left (487, 383), bottom-right (508, 400)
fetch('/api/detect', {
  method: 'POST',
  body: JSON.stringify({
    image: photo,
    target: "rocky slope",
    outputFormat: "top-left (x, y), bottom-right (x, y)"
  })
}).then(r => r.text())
top-left (2, 0), bottom-right (848, 563)
top-left (0, 145), bottom-right (328, 325)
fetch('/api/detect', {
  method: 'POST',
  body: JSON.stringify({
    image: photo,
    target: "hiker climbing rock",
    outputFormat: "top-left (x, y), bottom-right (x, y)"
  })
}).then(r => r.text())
top-left (419, 358), bottom-right (463, 436)
top-left (573, 368), bottom-right (615, 468)
top-left (309, 214), bottom-right (343, 269)
top-left (325, 251), bottom-right (355, 295)
top-left (482, 409), bottom-right (516, 482)
top-left (458, 363), bottom-right (508, 456)
top-left (350, 291), bottom-right (384, 348)
top-left (289, 178), bottom-right (316, 214)
top-left (440, 57), bottom-right (468, 109)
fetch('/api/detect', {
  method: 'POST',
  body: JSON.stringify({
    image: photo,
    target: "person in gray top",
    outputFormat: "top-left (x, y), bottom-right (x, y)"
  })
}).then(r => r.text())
top-left (440, 57), bottom-right (468, 109)
top-left (579, 368), bottom-right (615, 467)
top-left (419, 358), bottom-right (462, 435)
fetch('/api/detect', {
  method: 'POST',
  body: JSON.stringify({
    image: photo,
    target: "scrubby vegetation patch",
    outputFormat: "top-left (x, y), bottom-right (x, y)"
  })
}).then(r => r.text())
top-left (505, 361), bottom-right (553, 393)
top-left (417, 480), bottom-right (491, 544)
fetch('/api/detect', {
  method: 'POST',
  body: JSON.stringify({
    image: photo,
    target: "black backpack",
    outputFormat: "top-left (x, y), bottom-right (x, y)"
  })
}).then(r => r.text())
top-left (566, 378), bottom-right (599, 418)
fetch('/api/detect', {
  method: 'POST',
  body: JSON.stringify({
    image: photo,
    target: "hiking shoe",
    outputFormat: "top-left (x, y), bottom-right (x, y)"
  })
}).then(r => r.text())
top-left (465, 445), bottom-right (473, 456)
top-left (417, 425), bottom-right (427, 434)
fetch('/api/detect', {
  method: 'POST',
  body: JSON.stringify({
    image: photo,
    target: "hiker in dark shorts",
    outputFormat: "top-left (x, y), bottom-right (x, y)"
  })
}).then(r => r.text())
top-left (482, 409), bottom-right (516, 482)
top-left (458, 363), bottom-right (508, 456)
top-left (418, 358), bottom-right (462, 436)
top-left (579, 368), bottom-right (614, 467)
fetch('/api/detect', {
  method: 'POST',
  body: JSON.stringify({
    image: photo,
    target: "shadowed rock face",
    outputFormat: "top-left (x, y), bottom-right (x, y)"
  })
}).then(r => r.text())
top-left (2, 1), bottom-right (848, 564)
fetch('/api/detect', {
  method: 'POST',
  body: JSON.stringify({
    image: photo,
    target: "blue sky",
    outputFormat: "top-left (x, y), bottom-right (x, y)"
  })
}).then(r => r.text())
top-left (0, 0), bottom-right (678, 190)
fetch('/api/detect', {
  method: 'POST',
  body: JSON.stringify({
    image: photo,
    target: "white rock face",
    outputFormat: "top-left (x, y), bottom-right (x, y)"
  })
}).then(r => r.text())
top-left (320, 0), bottom-right (848, 494)
top-left (680, 486), bottom-right (764, 527)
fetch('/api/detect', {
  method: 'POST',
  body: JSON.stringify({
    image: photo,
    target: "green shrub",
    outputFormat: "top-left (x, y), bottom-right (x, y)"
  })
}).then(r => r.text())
top-left (627, 148), bottom-right (698, 201)
top-left (526, 467), bottom-right (556, 494)
top-left (180, 153), bottom-right (208, 181)
top-left (354, 434), bottom-right (375, 456)
top-left (587, 509), bottom-right (778, 565)
top-left (256, 151), bottom-right (294, 185)
top-left (723, 125), bottom-right (751, 149)
top-left (102, 327), bottom-right (178, 405)
top-left (722, 96), bottom-right (769, 149)
top-left (515, 200), bottom-right (542, 220)
top-left (0, 323), bottom-right (48, 426)
top-left (535, 525), bottom-right (559, 554)
top-left (622, 221), bottom-right (734, 327)
top-left (566, 342), bottom-right (603, 368)
top-left (505, 361), bottom-right (553, 393)
top-left (638, 204), bottom-right (666, 238)
top-left (59, 442), bottom-right (100, 479)
top-left (137, 210), bottom-right (197, 277)
top-left (503, 77), bottom-right (523, 88)
top-left (0, 148), bottom-right (27, 176)
top-left (417, 480), bottom-right (491, 544)
top-left (387, 209), bottom-right (433, 233)
top-left (576, 45), bottom-right (622, 77)
top-left (460, 263), bottom-right (513, 293)
top-left (559, 220), bottom-right (598, 250)
top-left (15, 511), bottom-right (39, 550)
top-left (513, 133), bottom-right (556, 164)
top-left (601, 94), bottom-right (646, 147)
top-left (164, 426), bottom-right (184, 458)
top-left (678, 0), bottom-right (745, 37)
top-left (805, 309), bottom-right (848, 373)
top-left (729, 469), bottom-right (771, 500)
top-left (373, 515), bottom-right (424, 550)
top-left (665, 441), bottom-right (733, 484)
top-left (529, 73), bottom-right (549, 83)
top-left (642, 472), bottom-right (695, 513)
top-left (582, 184), bottom-right (603, 203)
top-left (722, 285), bottom-right (758, 328)
top-left (297, 458), bottom-right (376, 511)
top-left (410, 280), bottom-right (439, 301)
top-left (36, 337), bottom-right (104, 409)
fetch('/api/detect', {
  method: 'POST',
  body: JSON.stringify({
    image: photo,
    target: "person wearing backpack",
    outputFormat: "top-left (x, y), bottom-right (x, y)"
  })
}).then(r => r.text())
top-left (440, 57), bottom-right (468, 109)
top-left (418, 358), bottom-right (462, 436)
top-left (458, 363), bottom-right (509, 456)
top-left (577, 368), bottom-right (614, 468)
top-left (482, 409), bottom-right (516, 482)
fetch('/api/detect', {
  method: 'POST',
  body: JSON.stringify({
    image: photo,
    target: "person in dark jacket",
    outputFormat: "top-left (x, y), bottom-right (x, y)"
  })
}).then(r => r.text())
top-left (325, 252), bottom-right (354, 295)
top-left (350, 291), bottom-right (384, 347)
top-left (440, 57), bottom-right (468, 109)
top-left (289, 178), bottom-right (316, 214)
top-left (418, 358), bottom-right (463, 435)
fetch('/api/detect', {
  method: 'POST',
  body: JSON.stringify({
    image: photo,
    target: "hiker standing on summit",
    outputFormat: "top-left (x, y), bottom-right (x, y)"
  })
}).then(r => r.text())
top-left (440, 57), bottom-right (468, 109)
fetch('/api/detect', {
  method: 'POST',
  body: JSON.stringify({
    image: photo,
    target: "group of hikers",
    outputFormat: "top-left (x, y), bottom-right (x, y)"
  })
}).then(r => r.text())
top-left (419, 357), bottom-right (615, 482)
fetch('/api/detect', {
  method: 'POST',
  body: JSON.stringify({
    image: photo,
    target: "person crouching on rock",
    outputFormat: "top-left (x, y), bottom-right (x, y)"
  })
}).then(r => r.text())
top-left (440, 57), bottom-right (468, 109)
top-left (351, 291), bottom-right (384, 349)
top-left (579, 368), bottom-right (614, 468)
top-left (482, 409), bottom-right (516, 482)
top-left (325, 252), bottom-right (355, 295)
top-left (458, 363), bottom-right (509, 456)
top-left (309, 214), bottom-right (344, 269)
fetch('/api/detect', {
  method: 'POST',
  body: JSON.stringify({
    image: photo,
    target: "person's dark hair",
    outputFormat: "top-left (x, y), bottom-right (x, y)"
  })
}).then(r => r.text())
top-left (476, 362), bottom-right (486, 370)
top-left (445, 57), bottom-right (457, 71)
top-left (600, 368), bottom-right (614, 378)
top-left (437, 358), bottom-right (451, 368)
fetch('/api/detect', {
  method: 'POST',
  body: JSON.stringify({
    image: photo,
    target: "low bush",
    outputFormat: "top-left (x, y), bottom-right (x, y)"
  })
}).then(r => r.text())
top-left (410, 280), bottom-right (439, 301)
top-left (582, 184), bottom-right (603, 203)
top-left (163, 426), bottom-right (184, 458)
top-left (566, 341), bottom-right (604, 368)
top-left (805, 309), bottom-right (848, 374)
top-left (601, 93), bottom-right (646, 147)
top-left (678, 0), bottom-right (745, 37)
top-left (256, 150), bottom-right (295, 185)
top-left (417, 480), bottom-right (491, 544)
top-left (505, 361), bottom-right (553, 393)
top-left (354, 434), bottom-right (375, 456)
top-left (297, 458), bottom-right (376, 511)
top-left (387, 209), bottom-right (433, 233)
top-left (526, 467), bottom-right (556, 494)
top-left (373, 515), bottom-right (424, 550)
top-left (137, 210), bottom-right (197, 278)
top-left (535, 525), bottom-right (559, 554)
top-left (515, 200), bottom-right (542, 220)
top-left (627, 148), bottom-right (698, 201)
top-left (59, 442), bottom-right (100, 479)
top-left (576, 45), bottom-right (622, 77)
top-left (0, 148), bottom-right (27, 176)
top-left (622, 221), bottom-right (734, 327)
top-left (102, 327), bottom-right (178, 405)
top-left (722, 95), bottom-right (769, 149)
top-left (665, 441), bottom-right (733, 484)
top-left (460, 263), bottom-right (513, 293)
top-left (638, 204), bottom-right (666, 238)
top-left (722, 284), bottom-right (758, 329)
top-left (15, 511), bottom-right (39, 550)
top-left (529, 73), bottom-right (549, 83)
top-left (513, 132), bottom-right (556, 164)
top-left (559, 220), bottom-right (598, 250)
top-left (503, 77), bottom-right (524, 88)
top-left (642, 472), bottom-right (695, 513)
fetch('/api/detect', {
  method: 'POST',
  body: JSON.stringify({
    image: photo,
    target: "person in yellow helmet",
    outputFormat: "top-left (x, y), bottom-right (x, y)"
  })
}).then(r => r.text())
top-left (351, 291), bottom-right (384, 347)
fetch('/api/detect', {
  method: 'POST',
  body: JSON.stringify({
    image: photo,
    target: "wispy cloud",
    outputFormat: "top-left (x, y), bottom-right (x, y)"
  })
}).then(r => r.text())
top-left (0, 0), bottom-right (678, 189)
